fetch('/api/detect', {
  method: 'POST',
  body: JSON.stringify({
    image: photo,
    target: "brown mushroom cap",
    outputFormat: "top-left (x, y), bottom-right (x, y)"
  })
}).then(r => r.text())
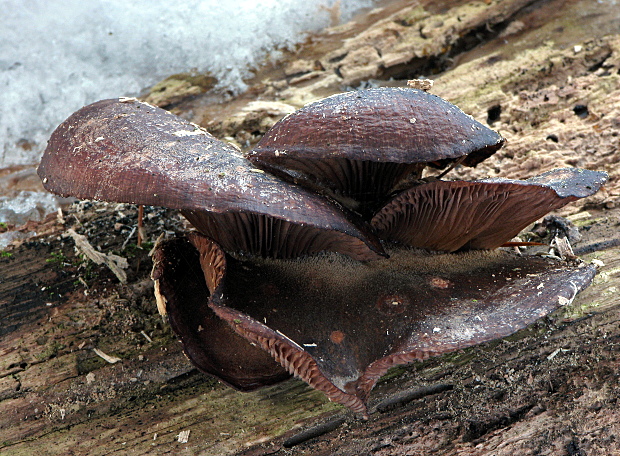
top-left (371, 168), bottom-right (608, 252)
top-left (248, 88), bottom-right (505, 216)
top-left (38, 98), bottom-right (384, 260)
top-left (151, 235), bottom-right (289, 390)
top-left (154, 233), bottom-right (598, 417)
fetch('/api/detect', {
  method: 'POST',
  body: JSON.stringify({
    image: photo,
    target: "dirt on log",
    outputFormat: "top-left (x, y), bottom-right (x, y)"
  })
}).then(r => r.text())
top-left (1, 0), bottom-right (619, 455)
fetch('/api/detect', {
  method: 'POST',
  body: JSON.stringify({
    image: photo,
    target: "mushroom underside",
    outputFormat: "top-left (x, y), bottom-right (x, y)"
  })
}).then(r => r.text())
top-left (151, 237), bottom-right (290, 390)
top-left (153, 233), bottom-right (597, 416)
top-left (182, 209), bottom-right (383, 260)
top-left (249, 88), bottom-right (505, 217)
top-left (249, 157), bottom-right (425, 217)
top-left (371, 168), bottom-right (608, 252)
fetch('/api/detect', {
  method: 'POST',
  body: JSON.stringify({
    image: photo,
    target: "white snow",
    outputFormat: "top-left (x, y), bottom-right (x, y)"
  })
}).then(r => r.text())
top-left (0, 0), bottom-right (376, 167)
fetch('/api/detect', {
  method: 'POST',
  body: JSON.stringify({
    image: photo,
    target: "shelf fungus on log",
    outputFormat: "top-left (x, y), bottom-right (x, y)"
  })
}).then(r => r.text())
top-left (38, 98), bottom-right (384, 261)
top-left (38, 89), bottom-right (608, 418)
top-left (153, 232), bottom-right (598, 417)
top-left (371, 168), bottom-right (608, 252)
top-left (248, 88), bottom-right (505, 217)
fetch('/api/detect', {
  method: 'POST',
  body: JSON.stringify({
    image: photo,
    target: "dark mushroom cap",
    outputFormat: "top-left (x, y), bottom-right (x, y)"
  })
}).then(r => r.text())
top-left (248, 88), bottom-right (504, 216)
top-left (371, 168), bottom-right (608, 252)
top-left (251, 88), bottom-right (503, 165)
top-left (38, 98), bottom-right (384, 260)
top-left (155, 233), bottom-right (598, 417)
top-left (151, 235), bottom-right (289, 390)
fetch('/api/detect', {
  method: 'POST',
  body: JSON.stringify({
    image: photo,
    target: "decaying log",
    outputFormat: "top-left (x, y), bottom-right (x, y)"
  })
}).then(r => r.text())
top-left (1, 0), bottom-right (619, 454)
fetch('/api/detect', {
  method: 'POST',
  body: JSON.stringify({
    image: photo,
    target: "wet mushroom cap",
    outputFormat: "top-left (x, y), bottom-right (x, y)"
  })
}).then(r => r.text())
top-left (38, 98), bottom-right (385, 260)
top-left (248, 88), bottom-right (505, 215)
top-left (371, 168), bottom-right (607, 252)
top-left (250, 88), bottom-right (503, 165)
top-left (153, 233), bottom-right (598, 417)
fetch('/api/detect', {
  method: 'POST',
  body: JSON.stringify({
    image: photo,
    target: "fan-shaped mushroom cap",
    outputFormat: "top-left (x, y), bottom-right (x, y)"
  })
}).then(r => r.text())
top-left (249, 88), bottom-right (504, 216)
top-left (38, 98), bottom-right (384, 260)
top-left (371, 168), bottom-right (608, 252)
top-left (153, 233), bottom-right (598, 417)
top-left (151, 235), bottom-right (289, 390)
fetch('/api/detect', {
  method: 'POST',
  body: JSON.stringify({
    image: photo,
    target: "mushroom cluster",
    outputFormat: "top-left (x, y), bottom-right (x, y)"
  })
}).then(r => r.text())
top-left (38, 88), bottom-right (607, 417)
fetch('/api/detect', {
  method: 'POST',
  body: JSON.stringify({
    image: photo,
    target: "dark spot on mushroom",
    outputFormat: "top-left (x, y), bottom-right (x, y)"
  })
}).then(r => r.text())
top-left (259, 282), bottom-right (280, 297)
top-left (429, 277), bottom-right (452, 289)
top-left (330, 330), bottom-right (346, 344)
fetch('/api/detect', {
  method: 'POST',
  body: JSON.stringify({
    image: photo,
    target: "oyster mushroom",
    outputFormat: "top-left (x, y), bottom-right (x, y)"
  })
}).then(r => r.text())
top-left (249, 88), bottom-right (504, 216)
top-left (153, 231), bottom-right (598, 417)
top-left (371, 168), bottom-right (608, 252)
top-left (38, 89), bottom-right (607, 418)
top-left (38, 98), bottom-right (384, 260)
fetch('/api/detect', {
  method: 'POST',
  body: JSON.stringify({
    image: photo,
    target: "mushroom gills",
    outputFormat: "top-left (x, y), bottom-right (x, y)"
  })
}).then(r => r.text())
top-left (182, 209), bottom-right (383, 260)
top-left (372, 168), bottom-right (608, 252)
top-left (252, 157), bottom-right (425, 217)
top-left (154, 233), bottom-right (598, 417)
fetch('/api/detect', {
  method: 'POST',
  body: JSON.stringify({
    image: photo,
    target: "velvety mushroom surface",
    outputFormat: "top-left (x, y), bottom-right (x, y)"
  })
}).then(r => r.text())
top-left (153, 232), bottom-right (598, 417)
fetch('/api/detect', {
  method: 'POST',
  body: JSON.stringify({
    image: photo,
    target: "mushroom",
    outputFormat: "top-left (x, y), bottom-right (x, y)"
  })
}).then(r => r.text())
top-left (38, 89), bottom-right (607, 418)
top-left (249, 88), bottom-right (505, 217)
top-left (153, 231), bottom-right (598, 417)
top-left (371, 168), bottom-right (608, 252)
top-left (38, 98), bottom-right (384, 261)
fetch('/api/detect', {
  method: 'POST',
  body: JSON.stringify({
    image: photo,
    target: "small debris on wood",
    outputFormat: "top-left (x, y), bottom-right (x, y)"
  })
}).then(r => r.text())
top-left (177, 429), bottom-right (191, 443)
top-left (137, 204), bottom-right (145, 246)
top-left (93, 348), bottom-right (121, 364)
top-left (373, 383), bottom-right (454, 414)
top-left (283, 415), bottom-right (347, 448)
top-left (536, 215), bottom-right (581, 243)
top-left (140, 330), bottom-right (153, 343)
top-left (67, 228), bottom-right (128, 283)
top-left (121, 226), bottom-right (137, 250)
top-left (552, 235), bottom-right (577, 260)
top-left (547, 348), bottom-right (569, 360)
top-left (407, 79), bottom-right (434, 91)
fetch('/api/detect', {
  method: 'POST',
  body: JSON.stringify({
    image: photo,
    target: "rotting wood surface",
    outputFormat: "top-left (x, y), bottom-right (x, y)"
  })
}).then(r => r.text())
top-left (1, 0), bottom-right (619, 454)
